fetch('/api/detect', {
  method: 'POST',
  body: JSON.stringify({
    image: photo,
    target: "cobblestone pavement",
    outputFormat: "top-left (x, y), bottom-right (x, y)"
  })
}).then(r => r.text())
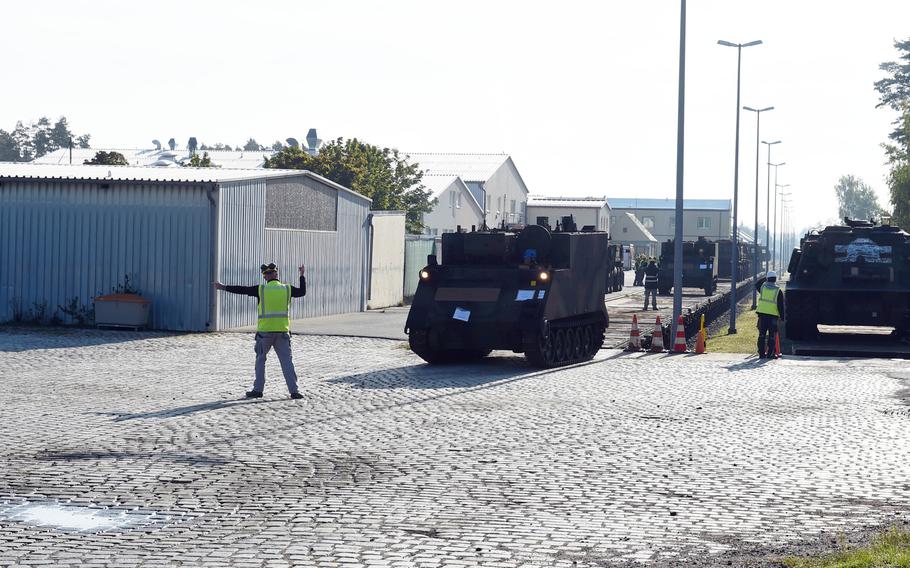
top-left (1, 327), bottom-right (909, 567)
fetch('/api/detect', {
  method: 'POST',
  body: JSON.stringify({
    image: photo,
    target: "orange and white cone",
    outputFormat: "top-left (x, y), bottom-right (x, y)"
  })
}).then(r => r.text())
top-left (650, 316), bottom-right (664, 353)
top-left (673, 315), bottom-right (687, 353)
top-left (627, 314), bottom-right (642, 351)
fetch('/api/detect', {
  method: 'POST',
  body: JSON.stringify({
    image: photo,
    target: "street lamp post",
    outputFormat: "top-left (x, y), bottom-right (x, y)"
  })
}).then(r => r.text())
top-left (761, 140), bottom-right (781, 270)
top-left (744, 106), bottom-right (773, 309)
top-left (718, 38), bottom-right (762, 334)
top-left (770, 162), bottom-right (786, 268)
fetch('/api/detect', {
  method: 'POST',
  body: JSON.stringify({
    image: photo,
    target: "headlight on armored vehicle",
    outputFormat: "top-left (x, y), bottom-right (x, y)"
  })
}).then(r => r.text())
top-left (420, 270), bottom-right (431, 280)
top-left (538, 271), bottom-right (549, 282)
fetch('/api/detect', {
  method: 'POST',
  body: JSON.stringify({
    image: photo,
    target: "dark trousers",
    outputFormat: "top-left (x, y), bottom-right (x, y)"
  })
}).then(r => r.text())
top-left (634, 269), bottom-right (643, 286)
top-left (757, 314), bottom-right (779, 357)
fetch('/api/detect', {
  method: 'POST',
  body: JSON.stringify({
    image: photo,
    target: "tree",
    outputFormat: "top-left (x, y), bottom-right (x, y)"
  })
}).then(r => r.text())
top-left (264, 137), bottom-right (434, 233)
top-left (270, 140), bottom-right (284, 151)
top-left (184, 152), bottom-right (215, 167)
top-left (878, 38), bottom-right (910, 228)
top-left (84, 151), bottom-right (128, 166)
top-left (243, 138), bottom-right (263, 151)
top-left (0, 116), bottom-right (90, 161)
top-left (875, 38), bottom-right (910, 147)
top-left (834, 175), bottom-right (884, 221)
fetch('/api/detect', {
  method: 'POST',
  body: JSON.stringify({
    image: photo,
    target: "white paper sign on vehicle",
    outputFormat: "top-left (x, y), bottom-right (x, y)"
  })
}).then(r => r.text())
top-left (452, 307), bottom-right (471, 322)
top-left (515, 290), bottom-right (535, 301)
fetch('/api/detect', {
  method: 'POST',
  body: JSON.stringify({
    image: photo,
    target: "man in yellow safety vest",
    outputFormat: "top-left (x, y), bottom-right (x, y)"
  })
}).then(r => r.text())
top-left (755, 270), bottom-right (786, 359)
top-left (214, 262), bottom-right (307, 399)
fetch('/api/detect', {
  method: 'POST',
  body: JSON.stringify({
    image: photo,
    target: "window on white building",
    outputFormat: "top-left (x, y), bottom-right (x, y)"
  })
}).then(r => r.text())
top-left (697, 216), bottom-right (712, 229)
top-left (642, 216), bottom-right (655, 229)
top-left (457, 193), bottom-right (462, 208)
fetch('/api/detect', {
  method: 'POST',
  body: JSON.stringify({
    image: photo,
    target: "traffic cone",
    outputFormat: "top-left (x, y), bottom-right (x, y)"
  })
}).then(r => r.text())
top-left (695, 328), bottom-right (706, 354)
top-left (627, 314), bottom-right (642, 351)
top-left (650, 316), bottom-right (664, 353)
top-left (673, 315), bottom-right (687, 353)
top-left (774, 333), bottom-right (782, 358)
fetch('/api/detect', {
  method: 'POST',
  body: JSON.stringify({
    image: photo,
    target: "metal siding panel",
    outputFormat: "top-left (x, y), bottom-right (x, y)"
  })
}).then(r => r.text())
top-left (215, 176), bottom-right (370, 329)
top-left (0, 179), bottom-right (213, 331)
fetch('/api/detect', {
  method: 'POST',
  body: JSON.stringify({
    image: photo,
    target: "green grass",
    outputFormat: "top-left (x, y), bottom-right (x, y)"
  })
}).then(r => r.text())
top-left (706, 308), bottom-right (761, 354)
top-left (781, 527), bottom-right (910, 567)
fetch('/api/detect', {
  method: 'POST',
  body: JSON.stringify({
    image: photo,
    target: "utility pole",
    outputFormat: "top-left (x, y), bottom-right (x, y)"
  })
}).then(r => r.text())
top-left (671, 0), bottom-right (687, 344)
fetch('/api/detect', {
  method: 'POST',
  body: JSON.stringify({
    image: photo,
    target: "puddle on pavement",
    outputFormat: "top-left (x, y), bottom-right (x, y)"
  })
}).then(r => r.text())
top-left (0, 499), bottom-right (169, 533)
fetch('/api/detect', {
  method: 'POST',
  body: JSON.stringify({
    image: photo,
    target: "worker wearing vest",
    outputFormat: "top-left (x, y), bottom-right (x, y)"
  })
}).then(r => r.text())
top-left (643, 259), bottom-right (659, 311)
top-left (755, 270), bottom-right (786, 359)
top-left (214, 263), bottom-right (307, 399)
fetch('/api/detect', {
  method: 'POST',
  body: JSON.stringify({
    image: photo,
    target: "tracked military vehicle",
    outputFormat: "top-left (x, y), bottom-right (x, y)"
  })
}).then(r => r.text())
top-left (785, 219), bottom-right (910, 339)
top-left (405, 219), bottom-right (609, 368)
top-left (657, 237), bottom-right (719, 296)
top-left (716, 239), bottom-right (752, 281)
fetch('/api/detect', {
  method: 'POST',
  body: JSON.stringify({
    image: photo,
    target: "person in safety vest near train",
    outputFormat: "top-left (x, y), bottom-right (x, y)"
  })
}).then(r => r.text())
top-left (214, 263), bottom-right (307, 399)
top-left (755, 270), bottom-right (786, 359)
top-left (643, 258), bottom-right (659, 311)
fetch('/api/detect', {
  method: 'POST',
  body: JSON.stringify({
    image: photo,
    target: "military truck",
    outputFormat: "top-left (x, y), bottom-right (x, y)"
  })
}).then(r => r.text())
top-left (785, 218), bottom-right (910, 339)
top-left (405, 221), bottom-right (610, 368)
top-left (657, 237), bottom-right (719, 296)
top-left (606, 243), bottom-right (625, 293)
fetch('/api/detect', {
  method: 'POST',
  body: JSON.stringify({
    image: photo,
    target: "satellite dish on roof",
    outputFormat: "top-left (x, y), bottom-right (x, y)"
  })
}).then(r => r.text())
top-left (152, 140), bottom-right (161, 151)
top-left (286, 138), bottom-right (299, 149)
top-left (187, 137), bottom-right (197, 154)
top-left (168, 138), bottom-right (177, 151)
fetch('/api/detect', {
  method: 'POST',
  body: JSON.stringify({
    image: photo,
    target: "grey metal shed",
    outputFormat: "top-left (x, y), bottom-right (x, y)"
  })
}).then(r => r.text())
top-left (0, 163), bottom-right (372, 331)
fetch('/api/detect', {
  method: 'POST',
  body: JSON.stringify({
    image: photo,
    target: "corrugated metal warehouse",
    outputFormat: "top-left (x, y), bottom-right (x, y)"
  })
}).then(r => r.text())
top-left (0, 163), bottom-right (376, 331)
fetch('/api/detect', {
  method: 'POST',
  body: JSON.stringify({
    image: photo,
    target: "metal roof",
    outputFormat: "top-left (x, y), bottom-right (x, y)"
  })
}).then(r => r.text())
top-left (34, 147), bottom-right (274, 169)
top-left (405, 153), bottom-right (510, 182)
top-left (527, 195), bottom-right (608, 209)
top-left (0, 162), bottom-right (372, 203)
top-left (607, 197), bottom-right (731, 211)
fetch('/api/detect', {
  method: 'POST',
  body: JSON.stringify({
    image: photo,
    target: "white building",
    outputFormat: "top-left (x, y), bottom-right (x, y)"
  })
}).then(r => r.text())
top-left (526, 196), bottom-right (612, 233)
top-left (419, 176), bottom-right (485, 234)
top-left (408, 153), bottom-right (530, 234)
top-left (607, 198), bottom-right (732, 242)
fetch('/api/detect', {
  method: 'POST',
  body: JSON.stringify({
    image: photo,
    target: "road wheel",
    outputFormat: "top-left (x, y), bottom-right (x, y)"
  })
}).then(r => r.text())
top-left (408, 330), bottom-right (452, 364)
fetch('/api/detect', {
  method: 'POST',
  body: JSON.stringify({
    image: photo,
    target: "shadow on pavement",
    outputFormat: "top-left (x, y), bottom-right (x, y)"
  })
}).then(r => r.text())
top-left (328, 350), bottom-right (629, 390)
top-left (723, 356), bottom-right (770, 372)
top-left (329, 355), bottom-right (535, 390)
top-left (34, 450), bottom-right (231, 466)
top-left (95, 398), bottom-right (280, 422)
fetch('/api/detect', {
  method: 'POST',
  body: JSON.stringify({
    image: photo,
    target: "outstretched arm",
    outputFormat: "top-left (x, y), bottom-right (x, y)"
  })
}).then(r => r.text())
top-left (213, 282), bottom-right (258, 297)
top-left (291, 264), bottom-right (306, 298)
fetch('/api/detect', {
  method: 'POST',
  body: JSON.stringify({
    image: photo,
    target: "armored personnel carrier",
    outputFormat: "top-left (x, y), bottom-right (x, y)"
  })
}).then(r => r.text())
top-left (657, 237), bottom-right (719, 296)
top-left (405, 220), bottom-right (610, 368)
top-left (716, 239), bottom-right (751, 281)
top-left (785, 219), bottom-right (910, 339)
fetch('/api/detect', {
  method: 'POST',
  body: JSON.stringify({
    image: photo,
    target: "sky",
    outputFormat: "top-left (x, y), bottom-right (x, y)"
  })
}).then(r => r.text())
top-left (2, 0), bottom-right (909, 235)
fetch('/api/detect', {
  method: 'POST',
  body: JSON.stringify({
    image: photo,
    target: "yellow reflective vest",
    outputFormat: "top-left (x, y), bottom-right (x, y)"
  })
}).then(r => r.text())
top-left (257, 280), bottom-right (291, 332)
top-left (756, 283), bottom-right (781, 317)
